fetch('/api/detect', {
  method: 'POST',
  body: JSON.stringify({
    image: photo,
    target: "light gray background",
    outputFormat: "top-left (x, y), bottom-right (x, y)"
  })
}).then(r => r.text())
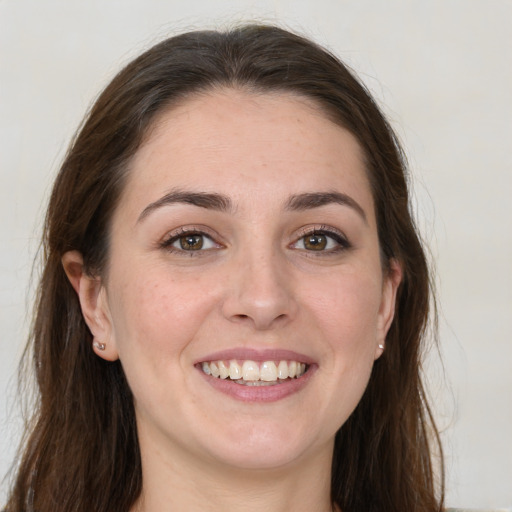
top-left (1, 0), bottom-right (511, 508)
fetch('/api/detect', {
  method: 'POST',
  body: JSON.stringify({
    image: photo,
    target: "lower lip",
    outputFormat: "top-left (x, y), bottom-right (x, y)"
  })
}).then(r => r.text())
top-left (197, 366), bottom-right (316, 402)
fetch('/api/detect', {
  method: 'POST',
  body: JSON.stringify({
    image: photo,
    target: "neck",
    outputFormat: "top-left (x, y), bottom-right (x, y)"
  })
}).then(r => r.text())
top-left (131, 430), bottom-right (336, 512)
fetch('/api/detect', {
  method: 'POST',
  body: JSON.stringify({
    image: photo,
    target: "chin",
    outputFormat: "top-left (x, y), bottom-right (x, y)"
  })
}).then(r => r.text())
top-left (198, 419), bottom-right (327, 471)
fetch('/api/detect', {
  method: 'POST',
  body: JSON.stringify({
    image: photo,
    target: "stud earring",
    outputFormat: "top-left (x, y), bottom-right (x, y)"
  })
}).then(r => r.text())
top-left (93, 341), bottom-right (106, 351)
top-left (378, 344), bottom-right (385, 350)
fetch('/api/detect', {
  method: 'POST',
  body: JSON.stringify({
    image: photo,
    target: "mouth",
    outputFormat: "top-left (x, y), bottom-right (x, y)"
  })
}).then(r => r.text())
top-left (199, 359), bottom-right (309, 386)
top-left (195, 349), bottom-right (315, 402)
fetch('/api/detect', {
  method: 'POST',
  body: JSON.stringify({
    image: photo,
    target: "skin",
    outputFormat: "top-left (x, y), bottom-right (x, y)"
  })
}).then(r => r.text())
top-left (63, 89), bottom-right (401, 512)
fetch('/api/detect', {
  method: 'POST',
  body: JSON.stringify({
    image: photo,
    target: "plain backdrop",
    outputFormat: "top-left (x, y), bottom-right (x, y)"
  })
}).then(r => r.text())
top-left (1, 0), bottom-right (511, 508)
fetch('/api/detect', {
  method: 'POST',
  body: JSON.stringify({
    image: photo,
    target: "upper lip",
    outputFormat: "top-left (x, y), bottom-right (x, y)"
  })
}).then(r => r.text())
top-left (195, 348), bottom-right (315, 365)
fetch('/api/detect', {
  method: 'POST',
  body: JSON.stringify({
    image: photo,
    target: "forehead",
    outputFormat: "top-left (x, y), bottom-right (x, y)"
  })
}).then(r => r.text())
top-left (119, 89), bottom-right (375, 222)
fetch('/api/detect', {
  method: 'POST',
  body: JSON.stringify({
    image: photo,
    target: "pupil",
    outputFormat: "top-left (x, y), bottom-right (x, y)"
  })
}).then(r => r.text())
top-left (181, 235), bottom-right (203, 250)
top-left (305, 234), bottom-right (326, 250)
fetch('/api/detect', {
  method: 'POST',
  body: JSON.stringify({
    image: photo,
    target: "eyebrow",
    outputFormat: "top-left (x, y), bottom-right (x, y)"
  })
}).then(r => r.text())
top-left (137, 189), bottom-right (234, 222)
top-left (285, 191), bottom-right (368, 224)
top-left (137, 189), bottom-right (367, 224)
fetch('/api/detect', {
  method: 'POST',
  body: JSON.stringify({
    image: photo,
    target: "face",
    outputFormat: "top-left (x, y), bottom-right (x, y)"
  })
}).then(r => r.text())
top-left (75, 90), bottom-right (400, 472)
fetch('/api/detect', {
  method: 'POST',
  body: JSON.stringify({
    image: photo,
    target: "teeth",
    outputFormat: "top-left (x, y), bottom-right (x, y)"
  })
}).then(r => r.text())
top-left (229, 360), bottom-right (242, 380)
top-left (241, 361), bottom-right (260, 381)
top-left (210, 361), bottom-right (220, 378)
top-left (218, 360), bottom-right (229, 379)
top-left (201, 359), bottom-right (308, 382)
top-left (202, 362), bottom-right (211, 375)
top-left (260, 361), bottom-right (277, 382)
top-left (277, 360), bottom-right (289, 379)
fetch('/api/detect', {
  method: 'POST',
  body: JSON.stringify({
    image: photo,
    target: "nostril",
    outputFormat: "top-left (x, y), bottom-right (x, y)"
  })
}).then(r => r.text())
top-left (234, 314), bottom-right (249, 320)
top-left (222, 289), bottom-right (296, 329)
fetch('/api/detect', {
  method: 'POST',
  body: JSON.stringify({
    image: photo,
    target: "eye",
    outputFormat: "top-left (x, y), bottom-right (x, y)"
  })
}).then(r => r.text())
top-left (161, 230), bottom-right (220, 253)
top-left (292, 228), bottom-right (350, 253)
top-left (301, 233), bottom-right (331, 251)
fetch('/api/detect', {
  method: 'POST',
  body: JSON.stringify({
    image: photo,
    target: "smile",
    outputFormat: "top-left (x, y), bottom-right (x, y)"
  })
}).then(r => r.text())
top-left (200, 360), bottom-right (308, 385)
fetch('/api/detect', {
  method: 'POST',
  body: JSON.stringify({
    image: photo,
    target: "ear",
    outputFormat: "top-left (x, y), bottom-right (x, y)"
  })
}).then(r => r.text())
top-left (374, 259), bottom-right (402, 360)
top-left (62, 250), bottom-right (119, 361)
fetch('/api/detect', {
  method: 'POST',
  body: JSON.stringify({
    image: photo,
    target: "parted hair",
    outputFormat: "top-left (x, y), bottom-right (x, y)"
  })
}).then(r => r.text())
top-left (5, 24), bottom-right (443, 512)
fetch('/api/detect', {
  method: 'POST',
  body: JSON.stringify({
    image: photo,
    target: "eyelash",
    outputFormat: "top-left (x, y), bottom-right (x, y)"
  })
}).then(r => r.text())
top-left (159, 225), bottom-right (351, 256)
top-left (291, 226), bottom-right (352, 255)
top-left (160, 227), bottom-right (221, 255)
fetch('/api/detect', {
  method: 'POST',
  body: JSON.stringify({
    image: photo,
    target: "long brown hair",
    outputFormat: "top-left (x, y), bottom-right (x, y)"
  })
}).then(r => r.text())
top-left (5, 24), bottom-right (444, 511)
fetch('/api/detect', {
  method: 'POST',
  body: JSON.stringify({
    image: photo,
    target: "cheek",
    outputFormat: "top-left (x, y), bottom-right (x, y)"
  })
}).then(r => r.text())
top-left (294, 270), bottom-right (383, 430)
top-left (105, 268), bottom-right (216, 417)
top-left (308, 270), bottom-right (382, 343)
top-left (107, 265), bottom-right (216, 361)
top-left (303, 267), bottom-right (383, 394)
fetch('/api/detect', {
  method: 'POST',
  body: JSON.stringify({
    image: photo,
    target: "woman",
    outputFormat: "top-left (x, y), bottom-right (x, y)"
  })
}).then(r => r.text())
top-left (5, 25), bottom-right (444, 511)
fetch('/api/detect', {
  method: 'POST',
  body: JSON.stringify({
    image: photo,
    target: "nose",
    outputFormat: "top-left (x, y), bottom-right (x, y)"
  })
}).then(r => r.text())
top-left (221, 248), bottom-right (297, 331)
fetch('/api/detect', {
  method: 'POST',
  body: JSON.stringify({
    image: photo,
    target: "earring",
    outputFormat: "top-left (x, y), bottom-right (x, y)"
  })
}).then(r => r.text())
top-left (378, 344), bottom-right (385, 350)
top-left (93, 340), bottom-right (106, 351)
